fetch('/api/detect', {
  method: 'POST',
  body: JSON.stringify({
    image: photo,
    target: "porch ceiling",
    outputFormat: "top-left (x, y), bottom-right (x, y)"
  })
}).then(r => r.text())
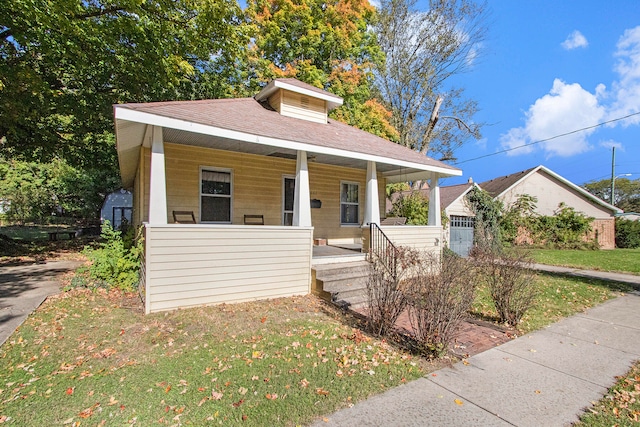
top-left (162, 127), bottom-right (431, 181)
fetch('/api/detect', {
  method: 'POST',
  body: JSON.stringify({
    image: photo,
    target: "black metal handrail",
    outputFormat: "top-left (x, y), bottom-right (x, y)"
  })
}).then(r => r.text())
top-left (369, 222), bottom-right (398, 280)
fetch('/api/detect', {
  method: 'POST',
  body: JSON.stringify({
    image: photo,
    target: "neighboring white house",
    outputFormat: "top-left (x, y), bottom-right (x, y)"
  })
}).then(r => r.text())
top-left (114, 78), bottom-right (462, 313)
top-left (101, 189), bottom-right (133, 229)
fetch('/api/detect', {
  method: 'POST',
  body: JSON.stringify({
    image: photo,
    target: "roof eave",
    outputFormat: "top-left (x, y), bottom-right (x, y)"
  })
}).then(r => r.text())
top-left (114, 106), bottom-right (461, 179)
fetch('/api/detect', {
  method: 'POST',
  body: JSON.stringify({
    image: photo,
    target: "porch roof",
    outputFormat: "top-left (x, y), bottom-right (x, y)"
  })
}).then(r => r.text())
top-left (114, 96), bottom-right (462, 188)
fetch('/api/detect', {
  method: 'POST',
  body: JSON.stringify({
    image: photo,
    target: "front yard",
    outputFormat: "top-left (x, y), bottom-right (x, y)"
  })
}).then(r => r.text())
top-left (0, 257), bottom-right (634, 425)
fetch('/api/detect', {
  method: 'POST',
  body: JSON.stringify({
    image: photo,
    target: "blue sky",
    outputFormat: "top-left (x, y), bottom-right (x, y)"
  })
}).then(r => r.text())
top-left (434, 0), bottom-right (640, 187)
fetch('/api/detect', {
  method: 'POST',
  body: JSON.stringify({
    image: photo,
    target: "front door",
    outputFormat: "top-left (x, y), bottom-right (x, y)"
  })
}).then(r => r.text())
top-left (283, 176), bottom-right (295, 226)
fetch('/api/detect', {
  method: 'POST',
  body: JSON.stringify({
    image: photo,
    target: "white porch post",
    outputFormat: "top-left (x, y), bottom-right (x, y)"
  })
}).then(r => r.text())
top-left (293, 150), bottom-right (312, 227)
top-left (362, 161), bottom-right (380, 227)
top-left (428, 173), bottom-right (441, 227)
top-left (148, 125), bottom-right (168, 224)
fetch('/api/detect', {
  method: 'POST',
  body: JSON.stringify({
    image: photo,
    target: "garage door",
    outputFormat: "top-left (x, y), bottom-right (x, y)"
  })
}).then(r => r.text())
top-left (450, 215), bottom-right (474, 257)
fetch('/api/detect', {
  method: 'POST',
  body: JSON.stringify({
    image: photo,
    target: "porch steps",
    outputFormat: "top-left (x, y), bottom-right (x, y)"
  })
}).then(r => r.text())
top-left (312, 261), bottom-right (370, 310)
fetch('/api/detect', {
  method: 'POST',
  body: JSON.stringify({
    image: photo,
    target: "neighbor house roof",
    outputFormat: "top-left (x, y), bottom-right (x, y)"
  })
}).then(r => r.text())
top-left (479, 165), bottom-right (621, 214)
top-left (440, 183), bottom-right (476, 209)
top-left (479, 167), bottom-right (537, 198)
top-left (114, 86), bottom-right (461, 187)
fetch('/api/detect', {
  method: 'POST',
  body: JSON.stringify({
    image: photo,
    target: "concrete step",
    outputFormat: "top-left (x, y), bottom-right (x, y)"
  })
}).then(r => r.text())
top-left (314, 261), bottom-right (370, 281)
top-left (313, 261), bottom-right (370, 310)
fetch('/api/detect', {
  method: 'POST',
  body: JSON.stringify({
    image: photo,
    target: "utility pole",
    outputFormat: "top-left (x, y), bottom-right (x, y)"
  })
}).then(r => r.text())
top-left (610, 147), bottom-right (616, 205)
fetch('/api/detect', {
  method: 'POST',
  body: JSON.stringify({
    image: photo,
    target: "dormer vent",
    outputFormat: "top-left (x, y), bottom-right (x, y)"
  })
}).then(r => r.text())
top-left (254, 78), bottom-right (344, 124)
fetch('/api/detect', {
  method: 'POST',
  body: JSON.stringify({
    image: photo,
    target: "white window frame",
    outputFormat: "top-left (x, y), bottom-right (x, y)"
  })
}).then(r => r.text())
top-left (340, 181), bottom-right (360, 226)
top-left (282, 175), bottom-right (296, 226)
top-left (199, 167), bottom-right (233, 224)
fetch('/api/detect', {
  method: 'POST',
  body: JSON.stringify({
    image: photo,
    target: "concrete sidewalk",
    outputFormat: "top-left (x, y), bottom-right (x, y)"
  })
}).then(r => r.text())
top-left (313, 291), bottom-right (640, 427)
top-left (0, 261), bottom-right (82, 347)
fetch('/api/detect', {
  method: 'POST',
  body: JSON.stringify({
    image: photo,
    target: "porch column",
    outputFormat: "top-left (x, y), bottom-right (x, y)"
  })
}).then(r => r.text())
top-left (148, 125), bottom-right (168, 224)
top-left (293, 150), bottom-right (312, 227)
top-left (362, 161), bottom-right (380, 227)
top-left (428, 173), bottom-right (441, 227)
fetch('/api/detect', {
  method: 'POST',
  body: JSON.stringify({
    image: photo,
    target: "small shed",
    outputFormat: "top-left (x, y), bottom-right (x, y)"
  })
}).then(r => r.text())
top-left (101, 189), bottom-right (133, 229)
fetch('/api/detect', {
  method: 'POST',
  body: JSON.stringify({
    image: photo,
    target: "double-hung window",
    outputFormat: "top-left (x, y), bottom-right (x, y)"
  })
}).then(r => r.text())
top-left (340, 182), bottom-right (359, 225)
top-left (200, 169), bottom-right (232, 223)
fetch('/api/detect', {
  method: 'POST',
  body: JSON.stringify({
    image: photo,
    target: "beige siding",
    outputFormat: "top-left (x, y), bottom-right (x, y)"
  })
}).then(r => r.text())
top-left (278, 90), bottom-right (327, 124)
top-left (144, 225), bottom-right (313, 313)
top-left (380, 226), bottom-right (443, 254)
top-left (138, 143), bottom-right (381, 242)
top-left (500, 171), bottom-right (613, 219)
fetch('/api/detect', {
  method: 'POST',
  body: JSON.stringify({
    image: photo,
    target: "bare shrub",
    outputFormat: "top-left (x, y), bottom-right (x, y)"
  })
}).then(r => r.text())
top-left (366, 246), bottom-right (418, 336)
top-left (477, 249), bottom-right (537, 326)
top-left (405, 251), bottom-right (477, 357)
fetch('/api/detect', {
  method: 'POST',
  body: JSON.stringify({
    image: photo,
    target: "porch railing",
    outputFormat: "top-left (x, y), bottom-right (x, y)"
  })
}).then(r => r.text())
top-left (369, 222), bottom-right (398, 280)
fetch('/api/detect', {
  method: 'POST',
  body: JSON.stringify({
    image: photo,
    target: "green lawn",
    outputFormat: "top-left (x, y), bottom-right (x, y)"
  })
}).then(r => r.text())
top-left (0, 225), bottom-right (76, 241)
top-left (0, 292), bottom-right (425, 426)
top-left (528, 248), bottom-right (640, 275)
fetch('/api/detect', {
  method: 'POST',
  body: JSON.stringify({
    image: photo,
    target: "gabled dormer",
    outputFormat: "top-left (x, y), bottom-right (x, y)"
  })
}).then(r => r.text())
top-left (254, 78), bottom-right (343, 124)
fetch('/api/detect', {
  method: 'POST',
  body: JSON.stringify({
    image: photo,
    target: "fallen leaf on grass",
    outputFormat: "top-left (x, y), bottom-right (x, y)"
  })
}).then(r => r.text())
top-left (233, 399), bottom-right (244, 407)
top-left (316, 388), bottom-right (329, 396)
top-left (78, 403), bottom-right (100, 418)
top-left (265, 393), bottom-right (278, 400)
top-left (211, 390), bottom-right (223, 400)
top-left (66, 387), bottom-right (74, 395)
top-left (107, 396), bottom-right (118, 406)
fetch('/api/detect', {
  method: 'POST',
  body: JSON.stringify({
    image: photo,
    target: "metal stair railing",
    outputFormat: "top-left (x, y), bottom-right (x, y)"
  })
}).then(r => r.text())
top-left (369, 222), bottom-right (398, 280)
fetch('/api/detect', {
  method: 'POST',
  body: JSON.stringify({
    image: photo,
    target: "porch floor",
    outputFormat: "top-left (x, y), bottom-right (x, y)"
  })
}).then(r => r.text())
top-left (312, 244), bottom-right (365, 265)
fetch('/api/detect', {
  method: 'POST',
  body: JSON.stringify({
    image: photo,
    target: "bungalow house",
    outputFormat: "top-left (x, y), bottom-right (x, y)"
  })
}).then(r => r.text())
top-left (480, 165), bottom-right (622, 249)
top-left (114, 78), bottom-right (461, 313)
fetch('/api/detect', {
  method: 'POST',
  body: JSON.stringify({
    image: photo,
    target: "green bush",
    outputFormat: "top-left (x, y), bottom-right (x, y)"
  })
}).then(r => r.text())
top-left (81, 222), bottom-right (143, 291)
top-left (615, 217), bottom-right (640, 248)
top-left (389, 192), bottom-right (429, 225)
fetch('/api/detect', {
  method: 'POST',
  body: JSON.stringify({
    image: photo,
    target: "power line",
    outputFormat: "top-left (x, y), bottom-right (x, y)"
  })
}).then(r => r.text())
top-left (455, 111), bottom-right (640, 165)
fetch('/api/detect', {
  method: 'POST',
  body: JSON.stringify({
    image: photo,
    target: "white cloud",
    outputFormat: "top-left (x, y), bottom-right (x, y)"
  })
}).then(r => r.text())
top-left (607, 26), bottom-right (640, 125)
top-left (600, 139), bottom-right (622, 150)
top-left (500, 79), bottom-right (605, 157)
top-left (561, 30), bottom-right (588, 50)
top-left (501, 25), bottom-right (640, 159)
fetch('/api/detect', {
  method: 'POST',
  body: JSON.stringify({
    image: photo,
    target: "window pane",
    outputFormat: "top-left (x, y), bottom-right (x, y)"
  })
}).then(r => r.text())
top-left (341, 204), bottom-right (359, 224)
top-left (201, 196), bottom-right (230, 222)
top-left (202, 171), bottom-right (231, 195)
top-left (341, 183), bottom-right (358, 203)
top-left (284, 178), bottom-right (295, 211)
top-left (283, 212), bottom-right (293, 226)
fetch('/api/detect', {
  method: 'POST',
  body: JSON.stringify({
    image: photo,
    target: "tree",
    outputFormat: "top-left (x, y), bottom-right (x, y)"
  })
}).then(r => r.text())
top-left (583, 178), bottom-right (640, 212)
top-left (0, 158), bottom-right (120, 223)
top-left (1, 0), bottom-right (247, 167)
top-left (374, 0), bottom-right (487, 160)
top-left (1, 0), bottom-right (247, 221)
top-left (245, 0), bottom-right (399, 141)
